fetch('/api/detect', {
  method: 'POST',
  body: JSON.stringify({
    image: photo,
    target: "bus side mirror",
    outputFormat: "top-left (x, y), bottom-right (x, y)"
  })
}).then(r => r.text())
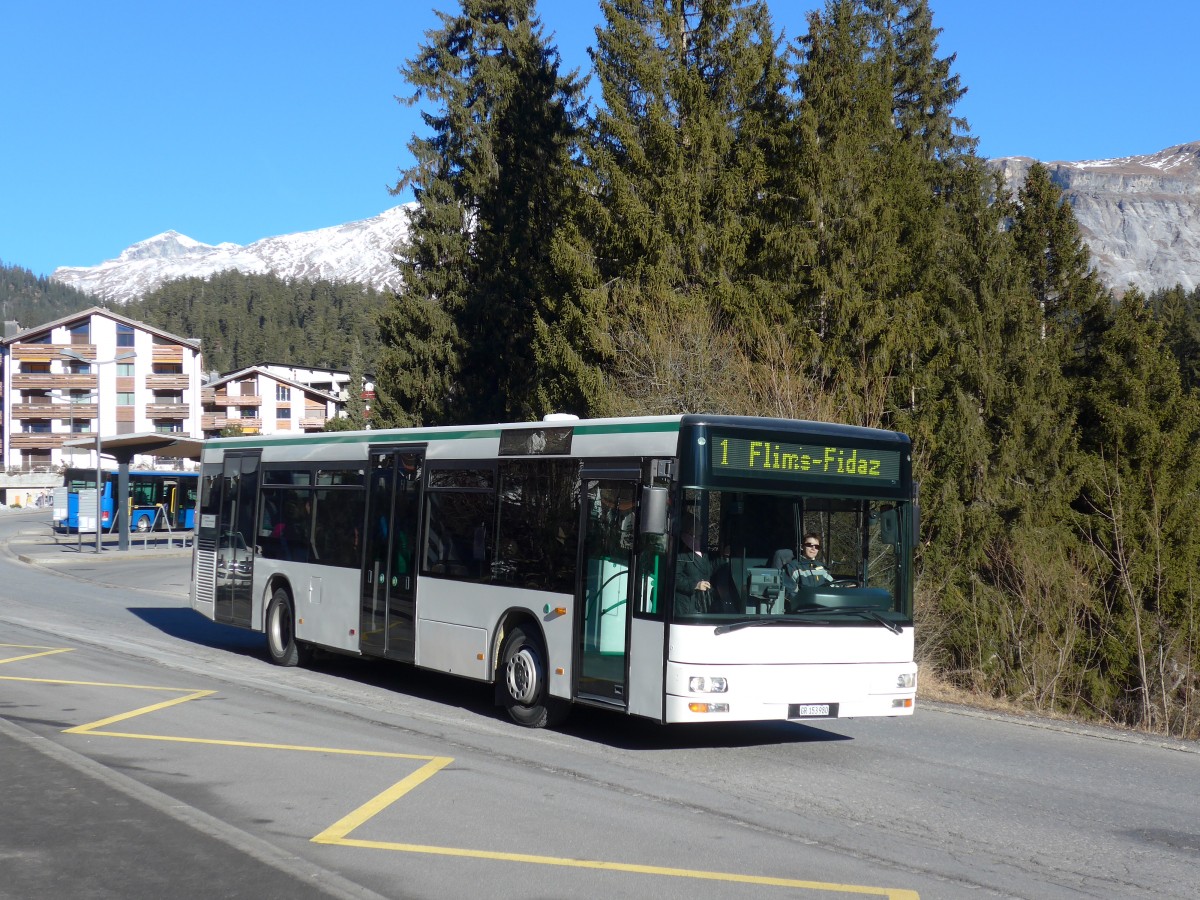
top-left (640, 486), bottom-right (668, 536)
top-left (880, 507), bottom-right (899, 546)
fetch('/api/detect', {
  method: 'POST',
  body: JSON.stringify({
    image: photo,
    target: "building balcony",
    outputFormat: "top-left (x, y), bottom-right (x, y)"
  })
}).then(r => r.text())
top-left (12, 343), bottom-right (95, 362)
top-left (152, 345), bottom-right (185, 364)
top-left (10, 373), bottom-right (98, 391)
top-left (9, 433), bottom-right (77, 449)
top-left (201, 414), bottom-right (228, 431)
top-left (10, 403), bottom-right (97, 420)
top-left (145, 374), bottom-right (191, 390)
top-left (300, 416), bottom-right (328, 430)
top-left (145, 404), bottom-right (191, 417)
top-left (225, 423), bottom-right (261, 435)
top-left (201, 392), bottom-right (261, 407)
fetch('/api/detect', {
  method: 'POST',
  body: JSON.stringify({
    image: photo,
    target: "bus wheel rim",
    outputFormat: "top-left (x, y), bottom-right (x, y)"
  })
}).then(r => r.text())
top-left (506, 648), bottom-right (538, 705)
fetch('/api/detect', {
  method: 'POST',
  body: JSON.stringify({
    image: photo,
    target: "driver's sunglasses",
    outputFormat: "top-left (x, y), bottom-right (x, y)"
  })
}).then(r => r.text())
top-left (803, 542), bottom-right (820, 549)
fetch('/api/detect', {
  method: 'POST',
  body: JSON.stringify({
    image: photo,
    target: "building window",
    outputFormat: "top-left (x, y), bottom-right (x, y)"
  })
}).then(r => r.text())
top-left (277, 406), bottom-right (291, 420)
top-left (240, 407), bottom-right (259, 419)
top-left (117, 323), bottom-right (135, 347)
top-left (117, 392), bottom-right (135, 406)
top-left (117, 363), bottom-right (135, 376)
top-left (70, 322), bottom-right (90, 345)
top-left (154, 420), bottom-right (184, 433)
top-left (276, 385), bottom-right (291, 402)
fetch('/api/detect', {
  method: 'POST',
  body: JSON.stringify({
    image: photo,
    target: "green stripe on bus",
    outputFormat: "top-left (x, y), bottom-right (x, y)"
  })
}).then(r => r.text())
top-left (206, 419), bottom-right (681, 450)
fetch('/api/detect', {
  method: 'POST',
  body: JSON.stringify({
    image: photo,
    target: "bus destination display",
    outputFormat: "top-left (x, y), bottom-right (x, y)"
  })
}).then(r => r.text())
top-left (711, 435), bottom-right (902, 485)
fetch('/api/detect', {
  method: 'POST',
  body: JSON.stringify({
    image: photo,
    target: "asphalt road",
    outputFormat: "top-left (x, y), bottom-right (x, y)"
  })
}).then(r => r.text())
top-left (1, 507), bottom-right (1197, 900)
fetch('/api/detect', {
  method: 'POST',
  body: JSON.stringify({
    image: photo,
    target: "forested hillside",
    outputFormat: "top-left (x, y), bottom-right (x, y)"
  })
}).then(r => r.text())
top-left (374, 0), bottom-right (1200, 737)
top-left (0, 261), bottom-right (103, 328)
top-left (123, 270), bottom-right (387, 374)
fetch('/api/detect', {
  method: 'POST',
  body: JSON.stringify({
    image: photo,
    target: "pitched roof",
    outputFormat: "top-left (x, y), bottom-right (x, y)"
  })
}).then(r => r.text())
top-left (0, 306), bottom-right (202, 351)
top-left (203, 365), bottom-right (340, 402)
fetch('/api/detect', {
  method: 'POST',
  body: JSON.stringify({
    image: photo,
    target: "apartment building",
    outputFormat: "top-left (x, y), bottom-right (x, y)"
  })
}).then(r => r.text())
top-left (0, 307), bottom-right (203, 472)
top-left (200, 366), bottom-right (344, 437)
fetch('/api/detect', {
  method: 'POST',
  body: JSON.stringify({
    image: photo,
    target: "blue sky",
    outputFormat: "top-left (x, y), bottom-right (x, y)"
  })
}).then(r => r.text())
top-left (2, 1), bottom-right (1196, 278)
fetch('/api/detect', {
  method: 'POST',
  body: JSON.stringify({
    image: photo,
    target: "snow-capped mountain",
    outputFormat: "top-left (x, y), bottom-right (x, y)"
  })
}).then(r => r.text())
top-left (993, 141), bottom-right (1200, 295)
top-left (51, 205), bottom-right (411, 304)
top-left (51, 142), bottom-right (1200, 304)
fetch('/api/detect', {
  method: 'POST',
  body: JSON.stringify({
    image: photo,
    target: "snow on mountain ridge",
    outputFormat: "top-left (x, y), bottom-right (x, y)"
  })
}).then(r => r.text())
top-left (51, 142), bottom-right (1200, 303)
top-left (51, 206), bottom-right (410, 304)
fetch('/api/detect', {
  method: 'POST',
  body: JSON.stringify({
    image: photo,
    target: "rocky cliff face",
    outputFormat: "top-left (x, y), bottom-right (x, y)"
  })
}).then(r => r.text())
top-left (994, 142), bottom-right (1200, 295)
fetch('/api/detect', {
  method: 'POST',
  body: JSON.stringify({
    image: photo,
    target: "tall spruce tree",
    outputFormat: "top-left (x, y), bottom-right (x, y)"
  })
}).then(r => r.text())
top-left (583, 0), bottom-right (789, 411)
top-left (1151, 284), bottom-right (1200, 393)
top-left (786, 0), bottom-right (975, 428)
top-left (375, 0), bottom-right (599, 425)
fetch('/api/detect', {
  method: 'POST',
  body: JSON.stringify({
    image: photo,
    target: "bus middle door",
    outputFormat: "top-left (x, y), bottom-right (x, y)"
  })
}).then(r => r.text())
top-left (360, 449), bottom-right (423, 663)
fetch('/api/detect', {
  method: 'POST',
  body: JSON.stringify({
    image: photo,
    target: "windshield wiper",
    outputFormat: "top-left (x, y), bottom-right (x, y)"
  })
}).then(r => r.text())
top-left (713, 616), bottom-right (819, 634)
top-left (812, 606), bottom-right (904, 634)
top-left (713, 606), bottom-right (903, 635)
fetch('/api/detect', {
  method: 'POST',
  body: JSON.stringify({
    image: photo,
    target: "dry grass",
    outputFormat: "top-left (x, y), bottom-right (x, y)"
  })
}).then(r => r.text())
top-left (918, 670), bottom-right (1066, 718)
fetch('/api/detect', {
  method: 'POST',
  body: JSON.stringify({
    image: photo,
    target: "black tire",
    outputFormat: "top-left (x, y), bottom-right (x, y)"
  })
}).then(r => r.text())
top-left (499, 625), bottom-right (569, 728)
top-left (266, 587), bottom-right (312, 667)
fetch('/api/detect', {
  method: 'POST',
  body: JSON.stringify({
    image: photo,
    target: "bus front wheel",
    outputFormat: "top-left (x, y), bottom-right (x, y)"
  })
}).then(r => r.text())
top-left (499, 626), bottom-right (568, 728)
top-left (266, 588), bottom-right (312, 667)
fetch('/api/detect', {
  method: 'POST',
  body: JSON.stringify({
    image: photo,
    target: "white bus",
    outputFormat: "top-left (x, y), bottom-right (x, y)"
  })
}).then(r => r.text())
top-left (190, 414), bottom-right (918, 727)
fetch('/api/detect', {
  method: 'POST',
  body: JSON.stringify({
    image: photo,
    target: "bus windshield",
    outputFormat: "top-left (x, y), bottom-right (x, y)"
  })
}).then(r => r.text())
top-left (673, 487), bottom-right (909, 623)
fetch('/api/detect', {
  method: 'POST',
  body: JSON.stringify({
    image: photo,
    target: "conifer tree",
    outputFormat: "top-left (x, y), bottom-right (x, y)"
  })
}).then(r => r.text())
top-left (583, 0), bottom-right (789, 410)
top-left (376, 0), bottom-right (602, 425)
top-left (1151, 284), bottom-right (1200, 392)
top-left (1076, 292), bottom-right (1200, 733)
top-left (786, 0), bottom-right (975, 429)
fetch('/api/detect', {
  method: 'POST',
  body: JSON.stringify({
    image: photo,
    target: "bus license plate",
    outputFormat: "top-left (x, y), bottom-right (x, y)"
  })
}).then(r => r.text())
top-left (790, 703), bottom-right (832, 718)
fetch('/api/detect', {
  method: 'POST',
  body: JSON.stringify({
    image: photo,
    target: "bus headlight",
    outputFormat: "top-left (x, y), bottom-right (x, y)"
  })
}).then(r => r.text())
top-left (896, 673), bottom-right (916, 689)
top-left (689, 676), bottom-right (728, 693)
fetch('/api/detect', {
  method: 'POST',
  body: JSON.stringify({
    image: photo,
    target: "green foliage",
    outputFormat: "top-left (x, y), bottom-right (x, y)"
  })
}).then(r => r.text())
top-left (0, 260), bottom-right (105, 329)
top-left (377, 0), bottom-right (607, 426)
top-left (123, 270), bottom-right (386, 375)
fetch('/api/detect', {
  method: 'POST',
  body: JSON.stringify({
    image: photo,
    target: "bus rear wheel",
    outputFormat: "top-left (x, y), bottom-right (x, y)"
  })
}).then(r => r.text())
top-left (499, 625), bottom-right (568, 728)
top-left (135, 514), bottom-right (152, 533)
top-left (266, 588), bottom-right (312, 667)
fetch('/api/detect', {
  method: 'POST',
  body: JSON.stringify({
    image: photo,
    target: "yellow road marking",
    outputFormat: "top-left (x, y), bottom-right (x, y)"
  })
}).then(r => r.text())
top-left (6, 643), bottom-right (919, 897)
top-left (0, 643), bottom-right (73, 665)
top-left (313, 757), bottom-right (455, 844)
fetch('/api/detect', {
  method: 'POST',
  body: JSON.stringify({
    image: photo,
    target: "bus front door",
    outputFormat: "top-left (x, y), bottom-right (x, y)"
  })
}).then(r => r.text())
top-left (360, 449), bottom-right (423, 662)
top-left (578, 478), bottom-right (637, 705)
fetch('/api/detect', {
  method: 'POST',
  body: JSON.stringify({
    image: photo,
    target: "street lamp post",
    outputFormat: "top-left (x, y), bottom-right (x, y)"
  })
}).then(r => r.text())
top-left (60, 348), bottom-right (135, 553)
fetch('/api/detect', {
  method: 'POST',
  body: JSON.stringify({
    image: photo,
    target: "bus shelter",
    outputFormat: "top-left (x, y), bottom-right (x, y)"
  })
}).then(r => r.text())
top-left (64, 433), bottom-right (203, 551)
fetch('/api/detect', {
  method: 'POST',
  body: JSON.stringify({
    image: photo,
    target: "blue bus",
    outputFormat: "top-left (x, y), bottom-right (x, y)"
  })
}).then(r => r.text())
top-left (58, 468), bottom-right (199, 533)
